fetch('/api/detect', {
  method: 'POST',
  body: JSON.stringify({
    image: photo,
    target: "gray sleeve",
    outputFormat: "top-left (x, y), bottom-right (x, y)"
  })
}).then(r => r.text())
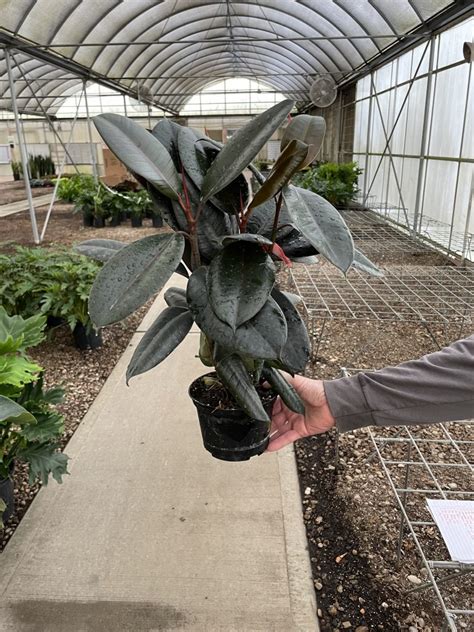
top-left (323, 336), bottom-right (474, 433)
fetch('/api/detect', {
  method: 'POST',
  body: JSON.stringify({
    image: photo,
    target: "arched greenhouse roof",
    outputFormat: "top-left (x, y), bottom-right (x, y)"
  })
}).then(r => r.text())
top-left (0, 0), bottom-right (467, 116)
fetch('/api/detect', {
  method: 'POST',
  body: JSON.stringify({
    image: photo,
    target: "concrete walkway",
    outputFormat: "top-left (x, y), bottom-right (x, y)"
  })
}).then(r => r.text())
top-left (0, 276), bottom-right (317, 631)
top-left (0, 194), bottom-right (54, 218)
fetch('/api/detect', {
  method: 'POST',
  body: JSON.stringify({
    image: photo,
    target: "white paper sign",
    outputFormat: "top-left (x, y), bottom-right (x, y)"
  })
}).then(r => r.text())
top-left (426, 499), bottom-right (474, 564)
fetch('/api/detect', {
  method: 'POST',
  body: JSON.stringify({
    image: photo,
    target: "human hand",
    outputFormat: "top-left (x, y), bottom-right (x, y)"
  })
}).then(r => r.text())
top-left (266, 375), bottom-right (335, 452)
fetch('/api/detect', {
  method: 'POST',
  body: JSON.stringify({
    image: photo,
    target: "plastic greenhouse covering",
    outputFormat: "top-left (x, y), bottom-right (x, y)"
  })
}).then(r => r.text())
top-left (0, 0), bottom-right (458, 115)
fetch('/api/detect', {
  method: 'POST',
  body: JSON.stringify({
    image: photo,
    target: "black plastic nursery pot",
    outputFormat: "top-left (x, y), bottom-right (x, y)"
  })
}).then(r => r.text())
top-left (109, 215), bottom-right (121, 227)
top-left (73, 323), bottom-right (103, 350)
top-left (93, 216), bottom-right (105, 228)
top-left (131, 215), bottom-right (143, 228)
top-left (0, 474), bottom-right (14, 524)
top-left (189, 373), bottom-right (277, 462)
top-left (83, 214), bottom-right (94, 227)
top-left (152, 214), bottom-right (163, 228)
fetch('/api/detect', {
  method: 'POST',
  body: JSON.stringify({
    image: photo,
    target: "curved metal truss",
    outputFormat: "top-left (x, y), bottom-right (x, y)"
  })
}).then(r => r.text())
top-left (0, 0), bottom-right (460, 115)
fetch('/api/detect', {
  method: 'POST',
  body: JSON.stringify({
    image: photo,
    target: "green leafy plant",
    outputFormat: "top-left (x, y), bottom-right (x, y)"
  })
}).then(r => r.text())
top-left (76, 104), bottom-right (380, 437)
top-left (0, 308), bottom-right (68, 526)
top-left (28, 154), bottom-right (56, 179)
top-left (0, 247), bottom-right (100, 332)
top-left (55, 174), bottom-right (96, 203)
top-left (294, 161), bottom-right (362, 207)
top-left (11, 161), bottom-right (23, 180)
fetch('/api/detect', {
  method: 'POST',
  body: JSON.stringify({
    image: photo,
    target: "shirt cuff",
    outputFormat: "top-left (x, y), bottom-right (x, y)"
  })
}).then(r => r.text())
top-left (323, 376), bottom-right (375, 433)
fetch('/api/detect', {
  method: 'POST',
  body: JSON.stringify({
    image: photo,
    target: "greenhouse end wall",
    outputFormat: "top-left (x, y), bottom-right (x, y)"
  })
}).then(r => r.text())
top-left (352, 17), bottom-right (473, 260)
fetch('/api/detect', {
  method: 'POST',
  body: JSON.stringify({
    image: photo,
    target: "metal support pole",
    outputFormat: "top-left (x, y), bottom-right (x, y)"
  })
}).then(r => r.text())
top-left (4, 47), bottom-right (40, 244)
top-left (447, 59), bottom-right (471, 255)
top-left (12, 51), bottom-right (80, 174)
top-left (413, 38), bottom-right (436, 237)
top-left (147, 104), bottom-right (151, 129)
top-left (461, 173), bottom-right (473, 265)
top-left (123, 94), bottom-right (128, 117)
top-left (83, 79), bottom-right (98, 182)
top-left (362, 79), bottom-right (374, 206)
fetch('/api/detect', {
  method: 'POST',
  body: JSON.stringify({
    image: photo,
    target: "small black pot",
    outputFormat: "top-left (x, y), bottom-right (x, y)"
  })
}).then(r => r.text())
top-left (109, 215), bottom-right (121, 227)
top-left (83, 214), bottom-right (94, 227)
top-left (131, 215), bottom-right (143, 228)
top-left (152, 214), bottom-right (163, 228)
top-left (73, 323), bottom-right (102, 350)
top-left (189, 374), bottom-right (276, 462)
top-left (46, 314), bottom-right (65, 329)
top-left (120, 211), bottom-right (128, 222)
top-left (0, 475), bottom-right (14, 524)
top-left (93, 216), bottom-right (105, 228)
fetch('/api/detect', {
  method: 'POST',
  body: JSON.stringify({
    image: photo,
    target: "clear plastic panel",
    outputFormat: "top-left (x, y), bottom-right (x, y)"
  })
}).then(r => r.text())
top-left (437, 17), bottom-right (474, 69)
top-left (371, 1), bottom-right (419, 36)
top-left (422, 159), bottom-right (458, 224)
top-left (404, 77), bottom-right (427, 155)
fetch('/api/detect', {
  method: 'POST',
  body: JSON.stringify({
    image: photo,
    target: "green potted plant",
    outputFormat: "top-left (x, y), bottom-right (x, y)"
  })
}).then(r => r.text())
top-left (295, 161), bottom-right (362, 208)
top-left (76, 102), bottom-right (379, 461)
top-left (0, 309), bottom-right (68, 526)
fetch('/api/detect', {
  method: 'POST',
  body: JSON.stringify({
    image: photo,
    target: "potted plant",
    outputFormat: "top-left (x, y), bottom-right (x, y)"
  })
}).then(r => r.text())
top-left (76, 102), bottom-right (380, 461)
top-left (295, 161), bottom-right (363, 208)
top-left (0, 309), bottom-right (68, 526)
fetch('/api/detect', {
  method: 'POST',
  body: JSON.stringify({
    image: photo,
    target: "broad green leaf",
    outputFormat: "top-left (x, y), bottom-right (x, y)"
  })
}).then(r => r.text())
top-left (75, 238), bottom-right (126, 262)
top-left (281, 291), bottom-right (303, 306)
top-left (291, 255), bottom-right (319, 264)
top-left (0, 308), bottom-right (46, 351)
top-left (262, 366), bottom-right (305, 414)
top-left (216, 354), bottom-right (269, 422)
top-left (151, 118), bottom-right (180, 167)
top-left (89, 233), bottom-right (185, 327)
top-left (20, 410), bottom-right (64, 442)
top-left (353, 249), bottom-right (383, 277)
top-left (201, 99), bottom-right (294, 202)
top-left (94, 113), bottom-right (182, 199)
top-left (271, 288), bottom-right (310, 373)
top-left (178, 125), bottom-right (204, 188)
top-left (248, 140), bottom-right (308, 210)
top-left (208, 242), bottom-right (275, 330)
top-left (0, 356), bottom-right (42, 389)
top-left (17, 443), bottom-right (69, 485)
top-left (281, 115), bottom-right (326, 168)
top-left (0, 394), bottom-right (35, 425)
top-left (164, 287), bottom-right (188, 308)
top-left (187, 268), bottom-right (287, 361)
top-left (283, 185), bottom-right (354, 273)
top-left (146, 184), bottom-right (181, 231)
top-left (126, 306), bottom-right (193, 383)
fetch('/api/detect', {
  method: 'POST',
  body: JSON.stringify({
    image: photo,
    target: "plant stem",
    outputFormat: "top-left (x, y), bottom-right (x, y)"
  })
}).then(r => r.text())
top-left (271, 191), bottom-right (284, 244)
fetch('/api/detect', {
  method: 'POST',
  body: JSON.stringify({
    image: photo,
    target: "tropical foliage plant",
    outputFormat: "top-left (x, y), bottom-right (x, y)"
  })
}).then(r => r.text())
top-left (77, 102), bottom-right (380, 422)
top-left (0, 247), bottom-right (100, 331)
top-left (0, 309), bottom-right (68, 526)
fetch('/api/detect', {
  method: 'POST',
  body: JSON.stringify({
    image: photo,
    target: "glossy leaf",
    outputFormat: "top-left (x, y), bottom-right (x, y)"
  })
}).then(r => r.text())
top-left (126, 306), bottom-right (193, 383)
top-left (0, 394), bottom-right (35, 425)
top-left (208, 242), bottom-right (275, 330)
top-left (283, 185), bottom-right (354, 273)
top-left (89, 233), bottom-right (185, 327)
top-left (187, 268), bottom-right (287, 361)
top-left (164, 286), bottom-right (188, 308)
top-left (94, 113), bottom-right (181, 199)
top-left (200, 99), bottom-right (294, 202)
top-left (291, 255), bottom-right (319, 264)
top-left (147, 184), bottom-right (180, 231)
top-left (353, 249), bottom-right (383, 277)
top-left (272, 288), bottom-right (310, 373)
top-left (17, 443), bottom-right (68, 485)
top-left (221, 234), bottom-right (272, 247)
top-left (75, 238), bottom-right (126, 262)
top-left (248, 139), bottom-right (308, 210)
top-left (246, 197), bottom-right (294, 241)
top-left (262, 366), bottom-right (305, 414)
top-left (276, 228), bottom-right (318, 258)
top-left (281, 115), bottom-right (326, 168)
top-left (216, 354), bottom-right (269, 422)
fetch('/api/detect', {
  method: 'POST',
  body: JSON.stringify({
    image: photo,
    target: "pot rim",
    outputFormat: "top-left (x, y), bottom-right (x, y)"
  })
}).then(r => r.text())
top-left (188, 371), bottom-right (276, 414)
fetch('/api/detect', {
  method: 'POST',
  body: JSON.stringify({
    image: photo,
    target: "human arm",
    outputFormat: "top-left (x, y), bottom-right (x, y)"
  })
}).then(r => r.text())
top-left (267, 335), bottom-right (474, 451)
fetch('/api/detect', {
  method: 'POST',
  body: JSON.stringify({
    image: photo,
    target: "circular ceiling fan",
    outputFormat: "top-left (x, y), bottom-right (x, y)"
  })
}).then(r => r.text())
top-left (309, 76), bottom-right (338, 108)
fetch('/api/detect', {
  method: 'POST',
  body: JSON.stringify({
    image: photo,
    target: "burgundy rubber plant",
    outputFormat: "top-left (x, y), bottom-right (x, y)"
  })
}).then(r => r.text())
top-left (76, 100), bottom-right (380, 461)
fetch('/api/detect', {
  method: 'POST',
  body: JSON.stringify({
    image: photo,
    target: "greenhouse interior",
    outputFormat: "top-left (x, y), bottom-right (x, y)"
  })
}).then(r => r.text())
top-left (0, 1), bottom-right (472, 631)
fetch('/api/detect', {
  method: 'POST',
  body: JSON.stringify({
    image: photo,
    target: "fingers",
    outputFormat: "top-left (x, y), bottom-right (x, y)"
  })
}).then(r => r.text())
top-left (266, 428), bottom-right (301, 452)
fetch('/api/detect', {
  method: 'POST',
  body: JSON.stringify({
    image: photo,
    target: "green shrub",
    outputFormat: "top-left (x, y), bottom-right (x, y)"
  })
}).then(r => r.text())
top-left (294, 161), bottom-right (362, 207)
top-left (0, 247), bottom-right (100, 331)
top-left (54, 174), bottom-right (96, 203)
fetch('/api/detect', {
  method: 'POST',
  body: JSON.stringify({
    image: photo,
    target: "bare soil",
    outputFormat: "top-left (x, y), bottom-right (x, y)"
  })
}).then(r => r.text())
top-left (0, 201), bottom-right (167, 250)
